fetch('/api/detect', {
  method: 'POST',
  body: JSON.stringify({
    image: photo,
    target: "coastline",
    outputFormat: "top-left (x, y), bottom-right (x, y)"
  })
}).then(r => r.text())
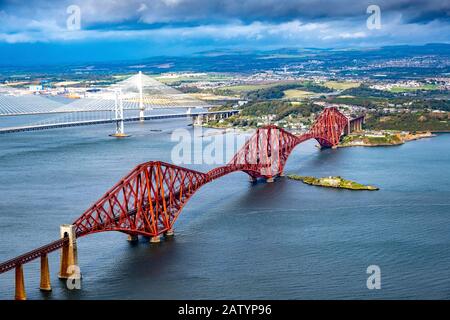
top-left (196, 124), bottom-right (255, 137)
top-left (338, 131), bottom-right (436, 148)
top-left (198, 123), bottom-right (441, 148)
top-left (337, 141), bottom-right (403, 148)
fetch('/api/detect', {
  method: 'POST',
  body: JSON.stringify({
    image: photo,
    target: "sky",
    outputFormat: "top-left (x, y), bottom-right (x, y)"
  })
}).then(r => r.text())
top-left (0, 0), bottom-right (449, 65)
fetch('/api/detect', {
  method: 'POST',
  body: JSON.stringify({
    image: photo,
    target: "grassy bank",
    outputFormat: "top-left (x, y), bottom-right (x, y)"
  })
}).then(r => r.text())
top-left (340, 133), bottom-right (403, 147)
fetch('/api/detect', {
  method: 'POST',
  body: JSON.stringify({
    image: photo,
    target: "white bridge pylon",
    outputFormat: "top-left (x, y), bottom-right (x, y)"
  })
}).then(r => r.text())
top-left (111, 89), bottom-right (126, 137)
top-left (138, 71), bottom-right (145, 121)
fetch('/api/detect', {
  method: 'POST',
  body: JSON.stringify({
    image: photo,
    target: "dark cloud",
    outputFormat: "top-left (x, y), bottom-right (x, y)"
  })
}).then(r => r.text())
top-left (1, 0), bottom-right (449, 26)
top-left (0, 0), bottom-right (449, 47)
top-left (114, 0), bottom-right (450, 25)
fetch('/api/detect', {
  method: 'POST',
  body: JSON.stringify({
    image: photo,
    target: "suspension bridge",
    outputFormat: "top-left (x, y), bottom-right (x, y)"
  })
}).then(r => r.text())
top-left (0, 106), bottom-right (365, 300)
top-left (0, 72), bottom-right (237, 136)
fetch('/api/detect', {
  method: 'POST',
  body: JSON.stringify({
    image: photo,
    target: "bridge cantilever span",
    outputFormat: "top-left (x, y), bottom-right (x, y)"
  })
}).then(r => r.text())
top-left (0, 107), bottom-right (354, 299)
top-left (72, 107), bottom-right (350, 240)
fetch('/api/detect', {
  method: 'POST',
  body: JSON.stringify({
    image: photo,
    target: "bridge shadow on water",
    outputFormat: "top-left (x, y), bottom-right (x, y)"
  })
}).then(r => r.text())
top-left (230, 177), bottom-right (290, 209)
top-left (299, 147), bottom-right (346, 172)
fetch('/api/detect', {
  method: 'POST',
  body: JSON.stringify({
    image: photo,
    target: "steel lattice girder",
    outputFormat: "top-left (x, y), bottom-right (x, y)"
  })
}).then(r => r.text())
top-left (73, 108), bottom-right (350, 238)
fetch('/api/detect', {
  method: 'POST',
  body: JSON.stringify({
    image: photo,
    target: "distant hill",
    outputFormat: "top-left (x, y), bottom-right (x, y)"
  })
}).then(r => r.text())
top-left (1, 44), bottom-right (449, 79)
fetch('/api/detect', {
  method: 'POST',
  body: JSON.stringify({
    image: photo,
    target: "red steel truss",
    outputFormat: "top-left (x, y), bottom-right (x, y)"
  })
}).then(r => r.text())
top-left (73, 107), bottom-right (350, 238)
top-left (309, 107), bottom-right (349, 147)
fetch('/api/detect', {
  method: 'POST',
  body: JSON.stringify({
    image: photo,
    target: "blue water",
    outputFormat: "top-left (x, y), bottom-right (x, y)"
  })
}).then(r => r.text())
top-left (0, 119), bottom-right (449, 300)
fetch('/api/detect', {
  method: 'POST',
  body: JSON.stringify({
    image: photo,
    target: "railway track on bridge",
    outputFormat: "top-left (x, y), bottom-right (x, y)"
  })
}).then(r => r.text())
top-left (0, 238), bottom-right (68, 274)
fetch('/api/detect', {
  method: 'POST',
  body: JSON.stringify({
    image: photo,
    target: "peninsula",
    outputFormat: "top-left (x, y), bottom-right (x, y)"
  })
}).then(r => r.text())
top-left (338, 131), bottom-right (435, 148)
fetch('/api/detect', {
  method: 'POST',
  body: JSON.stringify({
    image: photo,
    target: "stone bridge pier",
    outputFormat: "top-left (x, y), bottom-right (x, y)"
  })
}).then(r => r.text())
top-left (347, 115), bottom-right (365, 134)
top-left (191, 111), bottom-right (236, 126)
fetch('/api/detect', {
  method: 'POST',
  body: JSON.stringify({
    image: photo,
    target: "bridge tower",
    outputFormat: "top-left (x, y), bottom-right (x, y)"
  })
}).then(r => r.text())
top-left (58, 224), bottom-right (79, 280)
top-left (138, 71), bottom-right (145, 122)
top-left (111, 90), bottom-right (128, 137)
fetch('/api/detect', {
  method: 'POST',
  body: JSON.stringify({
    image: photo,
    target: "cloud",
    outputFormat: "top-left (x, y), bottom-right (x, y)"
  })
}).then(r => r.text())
top-left (1, 0), bottom-right (449, 26)
top-left (66, 0), bottom-right (450, 25)
top-left (1, 15), bottom-right (448, 49)
top-left (0, 0), bottom-right (448, 48)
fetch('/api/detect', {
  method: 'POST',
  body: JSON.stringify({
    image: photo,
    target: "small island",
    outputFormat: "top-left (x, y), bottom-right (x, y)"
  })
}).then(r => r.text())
top-left (338, 131), bottom-right (434, 148)
top-left (287, 175), bottom-right (379, 191)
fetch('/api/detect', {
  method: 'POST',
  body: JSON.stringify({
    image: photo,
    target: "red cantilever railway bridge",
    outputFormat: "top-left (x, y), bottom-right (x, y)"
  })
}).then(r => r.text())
top-left (73, 107), bottom-right (349, 238)
top-left (0, 107), bottom-right (362, 299)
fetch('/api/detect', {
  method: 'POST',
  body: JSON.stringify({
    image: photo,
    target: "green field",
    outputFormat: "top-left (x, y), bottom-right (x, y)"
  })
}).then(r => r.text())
top-left (340, 134), bottom-right (403, 146)
top-left (221, 81), bottom-right (304, 93)
top-left (323, 81), bottom-right (361, 90)
top-left (283, 89), bottom-right (314, 99)
top-left (388, 84), bottom-right (439, 93)
top-left (155, 74), bottom-right (233, 85)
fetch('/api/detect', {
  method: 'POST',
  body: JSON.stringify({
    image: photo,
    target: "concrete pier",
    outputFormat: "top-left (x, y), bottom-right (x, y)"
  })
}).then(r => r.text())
top-left (127, 234), bottom-right (139, 242)
top-left (15, 265), bottom-right (26, 300)
top-left (110, 132), bottom-right (130, 138)
top-left (348, 115), bottom-right (365, 133)
top-left (58, 224), bottom-right (79, 279)
top-left (193, 114), bottom-right (204, 126)
top-left (192, 111), bottom-right (236, 127)
top-left (150, 236), bottom-right (161, 243)
top-left (39, 254), bottom-right (52, 291)
top-left (164, 229), bottom-right (175, 237)
top-left (266, 177), bottom-right (275, 183)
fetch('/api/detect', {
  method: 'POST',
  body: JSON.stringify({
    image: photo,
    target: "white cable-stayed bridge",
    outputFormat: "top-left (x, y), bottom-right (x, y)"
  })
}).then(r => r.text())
top-left (0, 72), bottom-right (238, 135)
